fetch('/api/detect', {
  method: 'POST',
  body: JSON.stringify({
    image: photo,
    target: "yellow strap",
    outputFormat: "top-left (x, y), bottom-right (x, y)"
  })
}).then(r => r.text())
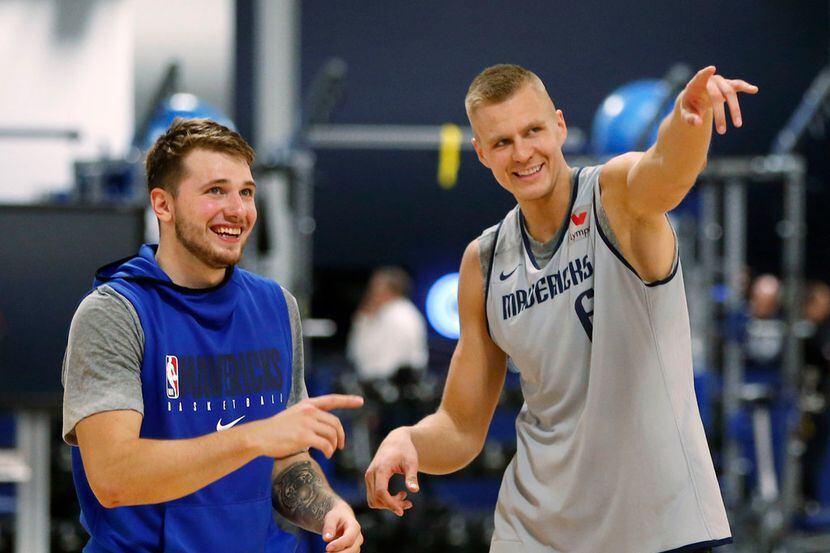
top-left (437, 123), bottom-right (463, 189)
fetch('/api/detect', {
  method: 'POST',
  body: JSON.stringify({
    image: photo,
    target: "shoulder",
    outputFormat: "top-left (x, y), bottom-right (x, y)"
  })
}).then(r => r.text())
top-left (279, 286), bottom-right (301, 319)
top-left (458, 239), bottom-right (489, 306)
top-left (462, 238), bottom-right (483, 273)
top-left (475, 207), bottom-right (516, 283)
top-left (598, 153), bottom-right (643, 193)
top-left (478, 221), bottom-right (501, 243)
top-left (476, 226), bottom-right (496, 271)
top-left (234, 268), bottom-right (291, 306)
top-left (599, 152), bottom-right (643, 209)
top-left (477, 203), bottom-right (521, 241)
top-left (597, 154), bottom-right (650, 221)
top-left (73, 285), bottom-right (141, 332)
top-left (234, 266), bottom-right (282, 291)
top-left (66, 286), bottom-right (144, 366)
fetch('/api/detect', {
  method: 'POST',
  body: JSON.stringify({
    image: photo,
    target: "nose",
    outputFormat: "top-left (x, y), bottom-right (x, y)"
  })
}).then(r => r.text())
top-left (512, 138), bottom-right (532, 163)
top-left (224, 191), bottom-right (245, 219)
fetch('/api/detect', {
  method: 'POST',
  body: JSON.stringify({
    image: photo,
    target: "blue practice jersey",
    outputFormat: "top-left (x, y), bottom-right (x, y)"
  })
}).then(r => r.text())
top-left (71, 244), bottom-right (297, 553)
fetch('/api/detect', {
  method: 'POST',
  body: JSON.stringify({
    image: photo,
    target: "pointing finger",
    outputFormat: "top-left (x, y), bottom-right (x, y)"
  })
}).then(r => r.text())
top-left (308, 394), bottom-right (364, 411)
top-left (686, 65), bottom-right (717, 96)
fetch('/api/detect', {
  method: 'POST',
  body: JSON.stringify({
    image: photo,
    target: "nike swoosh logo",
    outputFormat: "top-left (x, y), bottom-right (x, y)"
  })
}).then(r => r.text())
top-left (499, 264), bottom-right (520, 281)
top-left (216, 415), bottom-right (245, 432)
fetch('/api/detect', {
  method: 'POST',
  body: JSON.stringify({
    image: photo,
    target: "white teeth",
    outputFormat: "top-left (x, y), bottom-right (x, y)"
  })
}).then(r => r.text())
top-left (215, 227), bottom-right (241, 236)
top-left (517, 164), bottom-right (542, 177)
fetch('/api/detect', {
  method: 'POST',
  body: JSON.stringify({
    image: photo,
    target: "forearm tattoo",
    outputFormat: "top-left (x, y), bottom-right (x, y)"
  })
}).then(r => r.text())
top-left (272, 461), bottom-right (335, 532)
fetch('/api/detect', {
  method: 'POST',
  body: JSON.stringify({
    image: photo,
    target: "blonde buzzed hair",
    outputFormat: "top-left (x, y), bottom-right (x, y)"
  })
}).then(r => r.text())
top-left (465, 64), bottom-right (547, 118)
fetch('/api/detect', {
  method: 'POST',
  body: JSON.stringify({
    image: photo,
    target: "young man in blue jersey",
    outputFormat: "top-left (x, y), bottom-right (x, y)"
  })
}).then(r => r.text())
top-left (62, 118), bottom-right (364, 552)
top-left (365, 66), bottom-right (757, 552)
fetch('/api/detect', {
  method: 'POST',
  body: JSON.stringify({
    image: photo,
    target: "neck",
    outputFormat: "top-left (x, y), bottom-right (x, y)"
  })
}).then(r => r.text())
top-left (155, 234), bottom-right (227, 289)
top-left (518, 164), bottom-right (573, 243)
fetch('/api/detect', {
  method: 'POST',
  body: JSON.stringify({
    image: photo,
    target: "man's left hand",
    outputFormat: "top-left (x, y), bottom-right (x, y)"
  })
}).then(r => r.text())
top-left (322, 500), bottom-right (363, 552)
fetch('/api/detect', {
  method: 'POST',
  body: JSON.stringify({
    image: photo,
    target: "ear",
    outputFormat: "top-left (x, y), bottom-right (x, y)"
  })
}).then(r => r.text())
top-left (471, 137), bottom-right (490, 169)
top-left (150, 188), bottom-right (174, 223)
top-left (555, 109), bottom-right (568, 146)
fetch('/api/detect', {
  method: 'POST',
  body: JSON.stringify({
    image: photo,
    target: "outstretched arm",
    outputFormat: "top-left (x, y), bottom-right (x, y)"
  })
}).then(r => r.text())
top-left (272, 453), bottom-right (362, 552)
top-left (600, 66), bottom-right (758, 280)
top-left (631, 66), bottom-right (757, 211)
top-left (365, 239), bottom-right (508, 515)
top-left (75, 394), bottom-right (362, 508)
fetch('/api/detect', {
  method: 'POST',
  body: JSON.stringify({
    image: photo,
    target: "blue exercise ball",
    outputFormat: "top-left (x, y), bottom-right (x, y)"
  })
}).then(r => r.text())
top-left (590, 79), bottom-right (675, 155)
top-left (142, 93), bottom-right (236, 150)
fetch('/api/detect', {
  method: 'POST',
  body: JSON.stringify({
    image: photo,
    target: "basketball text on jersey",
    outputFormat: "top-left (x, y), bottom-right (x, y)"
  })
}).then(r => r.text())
top-left (501, 255), bottom-right (594, 320)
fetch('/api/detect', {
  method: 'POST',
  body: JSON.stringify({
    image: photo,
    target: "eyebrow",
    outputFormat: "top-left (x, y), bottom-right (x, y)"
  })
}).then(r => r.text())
top-left (489, 120), bottom-right (547, 146)
top-left (203, 178), bottom-right (257, 187)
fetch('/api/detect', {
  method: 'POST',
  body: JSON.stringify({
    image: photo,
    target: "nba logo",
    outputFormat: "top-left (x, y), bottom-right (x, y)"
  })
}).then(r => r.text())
top-left (165, 355), bottom-right (179, 399)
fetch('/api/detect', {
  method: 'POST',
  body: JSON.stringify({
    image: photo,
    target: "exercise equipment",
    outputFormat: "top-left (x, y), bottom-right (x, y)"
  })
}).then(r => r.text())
top-left (591, 79), bottom-right (671, 154)
top-left (590, 64), bottom-right (691, 155)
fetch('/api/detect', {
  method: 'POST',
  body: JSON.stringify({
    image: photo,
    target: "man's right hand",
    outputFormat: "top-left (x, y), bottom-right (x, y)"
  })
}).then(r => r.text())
top-left (365, 427), bottom-right (421, 516)
top-left (256, 394), bottom-right (364, 459)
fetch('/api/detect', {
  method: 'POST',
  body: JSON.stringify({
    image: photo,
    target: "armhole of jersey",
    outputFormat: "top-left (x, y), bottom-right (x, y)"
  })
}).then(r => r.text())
top-left (276, 286), bottom-right (293, 374)
top-left (483, 220), bottom-right (503, 339)
top-left (278, 285), bottom-right (306, 404)
top-left (592, 186), bottom-right (680, 287)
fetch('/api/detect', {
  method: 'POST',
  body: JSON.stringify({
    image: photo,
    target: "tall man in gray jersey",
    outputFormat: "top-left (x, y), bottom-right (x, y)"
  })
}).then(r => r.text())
top-left (365, 65), bottom-right (757, 552)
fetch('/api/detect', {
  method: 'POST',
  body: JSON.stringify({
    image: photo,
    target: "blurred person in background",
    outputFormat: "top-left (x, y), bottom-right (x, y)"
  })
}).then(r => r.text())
top-left (346, 267), bottom-right (429, 454)
top-left (61, 118), bottom-right (363, 553)
top-left (801, 280), bottom-right (830, 511)
top-left (744, 273), bottom-right (785, 375)
top-left (366, 63), bottom-right (757, 553)
top-left (347, 267), bottom-right (428, 383)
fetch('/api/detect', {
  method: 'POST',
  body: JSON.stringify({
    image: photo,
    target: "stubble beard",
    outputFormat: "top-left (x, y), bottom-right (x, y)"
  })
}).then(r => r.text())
top-left (174, 215), bottom-right (246, 269)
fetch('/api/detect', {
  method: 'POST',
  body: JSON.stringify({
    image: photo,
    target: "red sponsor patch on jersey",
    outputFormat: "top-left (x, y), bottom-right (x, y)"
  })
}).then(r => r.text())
top-left (571, 211), bottom-right (588, 226)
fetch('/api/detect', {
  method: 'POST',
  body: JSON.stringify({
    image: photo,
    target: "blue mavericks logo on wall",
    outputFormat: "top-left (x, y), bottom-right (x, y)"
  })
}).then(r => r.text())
top-left (426, 273), bottom-right (460, 339)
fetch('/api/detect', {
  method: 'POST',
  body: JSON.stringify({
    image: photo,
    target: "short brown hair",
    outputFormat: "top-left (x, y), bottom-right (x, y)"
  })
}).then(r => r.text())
top-left (465, 64), bottom-right (547, 118)
top-left (145, 118), bottom-right (254, 194)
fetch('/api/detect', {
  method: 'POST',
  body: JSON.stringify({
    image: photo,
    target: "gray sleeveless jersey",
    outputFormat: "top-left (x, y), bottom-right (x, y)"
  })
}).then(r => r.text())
top-left (482, 166), bottom-right (730, 553)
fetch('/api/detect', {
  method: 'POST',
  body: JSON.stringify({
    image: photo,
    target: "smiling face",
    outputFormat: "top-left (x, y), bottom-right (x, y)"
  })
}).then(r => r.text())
top-left (164, 148), bottom-right (256, 270)
top-left (470, 83), bottom-right (568, 203)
